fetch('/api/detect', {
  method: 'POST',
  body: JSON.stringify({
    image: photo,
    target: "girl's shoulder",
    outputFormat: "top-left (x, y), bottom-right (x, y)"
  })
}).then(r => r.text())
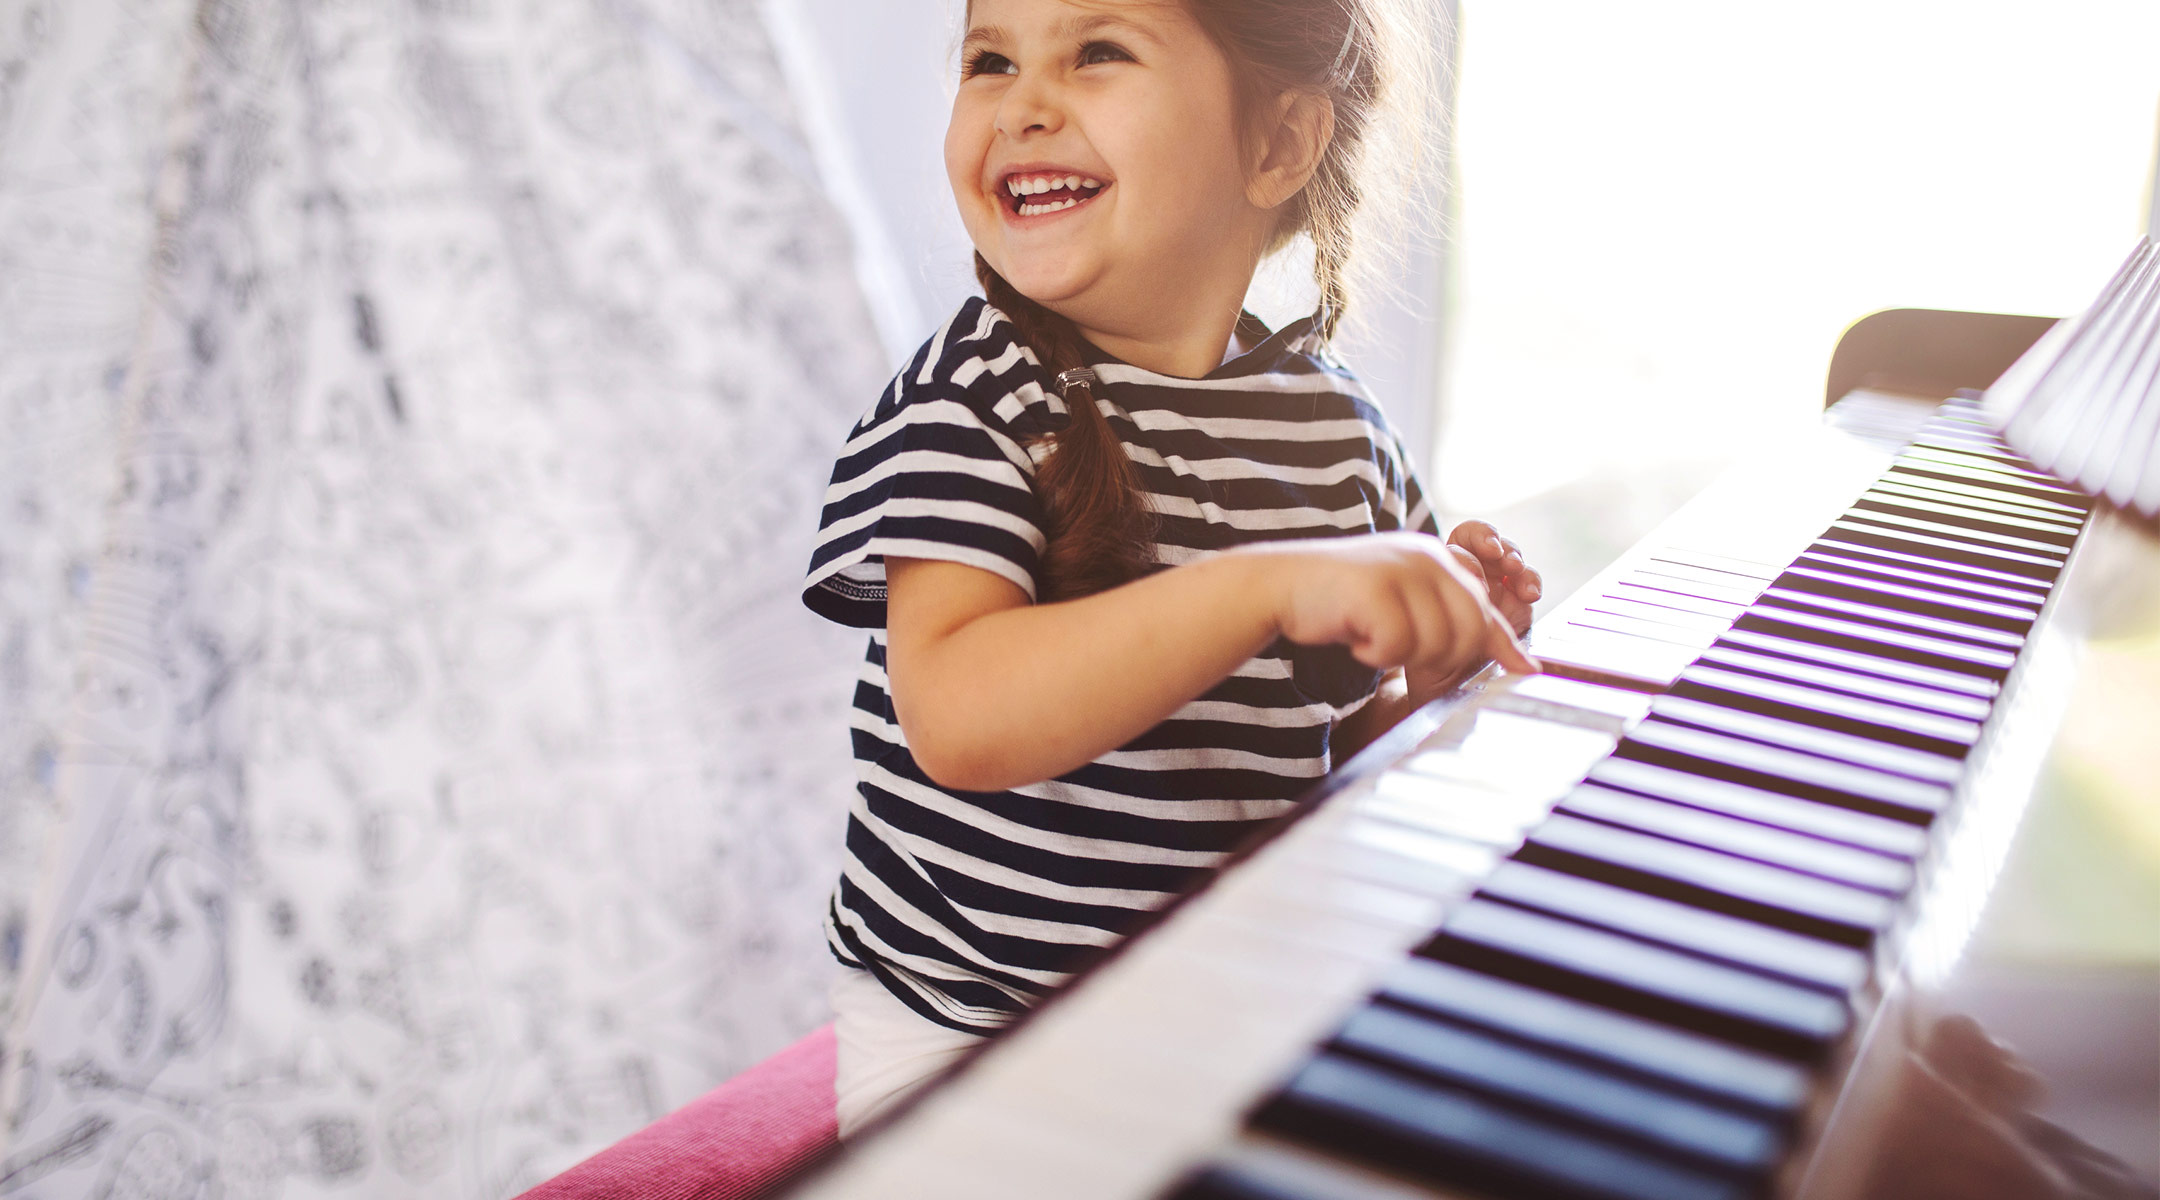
top-left (857, 297), bottom-right (1060, 439)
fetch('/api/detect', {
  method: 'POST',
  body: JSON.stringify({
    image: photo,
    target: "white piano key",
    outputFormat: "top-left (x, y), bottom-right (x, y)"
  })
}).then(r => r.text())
top-left (1628, 561), bottom-right (1774, 605)
top-left (1607, 581), bottom-right (1753, 620)
top-left (1273, 831), bottom-right (1488, 902)
top-left (1565, 607), bottom-right (1724, 649)
top-left (1582, 594), bottom-right (1745, 636)
top-left (1505, 672), bottom-right (1658, 723)
top-left (1370, 768), bottom-right (1555, 824)
top-left (1353, 783), bottom-right (1544, 849)
top-left (1532, 626), bottom-right (1702, 689)
top-left (1399, 709), bottom-right (1623, 796)
top-left (1340, 816), bottom-right (1502, 879)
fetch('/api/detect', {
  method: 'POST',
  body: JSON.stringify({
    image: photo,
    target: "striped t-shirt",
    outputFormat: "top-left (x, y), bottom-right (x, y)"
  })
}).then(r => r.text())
top-left (803, 297), bottom-right (1438, 1033)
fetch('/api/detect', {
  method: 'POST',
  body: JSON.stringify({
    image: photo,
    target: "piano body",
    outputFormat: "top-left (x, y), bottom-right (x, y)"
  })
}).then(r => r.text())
top-left (776, 239), bottom-right (2160, 1200)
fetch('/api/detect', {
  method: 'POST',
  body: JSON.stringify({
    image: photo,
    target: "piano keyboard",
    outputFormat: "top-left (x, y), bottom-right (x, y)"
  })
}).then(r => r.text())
top-left (781, 393), bottom-right (2095, 1200)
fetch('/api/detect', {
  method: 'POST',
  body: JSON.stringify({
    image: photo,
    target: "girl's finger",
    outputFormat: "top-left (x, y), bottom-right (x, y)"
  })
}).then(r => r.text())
top-left (1398, 577), bottom-right (1454, 671)
top-left (1498, 537), bottom-right (1525, 573)
top-left (1484, 615), bottom-right (1541, 675)
top-left (1449, 520), bottom-right (1502, 560)
top-left (1437, 570), bottom-right (1497, 671)
top-left (1493, 590), bottom-right (1534, 636)
top-left (1352, 595), bottom-right (1416, 668)
top-left (1446, 542), bottom-right (1489, 584)
top-left (1511, 566), bottom-right (1544, 603)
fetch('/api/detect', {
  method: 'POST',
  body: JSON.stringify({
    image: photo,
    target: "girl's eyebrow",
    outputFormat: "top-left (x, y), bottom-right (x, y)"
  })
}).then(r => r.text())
top-left (961, 13), bottom-right (1162, 55)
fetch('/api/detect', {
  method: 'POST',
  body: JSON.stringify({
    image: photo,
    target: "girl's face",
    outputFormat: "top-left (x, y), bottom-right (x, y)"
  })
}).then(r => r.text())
top-left (946, 0), bottom-right (1274, 339)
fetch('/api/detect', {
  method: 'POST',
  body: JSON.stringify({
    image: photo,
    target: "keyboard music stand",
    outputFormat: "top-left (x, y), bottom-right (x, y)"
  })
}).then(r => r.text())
top-left (1825, 309), bottom-right (2059, 408)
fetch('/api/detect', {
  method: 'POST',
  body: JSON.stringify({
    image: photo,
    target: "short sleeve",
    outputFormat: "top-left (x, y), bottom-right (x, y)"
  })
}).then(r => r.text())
top-left (1374, 418), bottom-right (1439, 538)
top-left (803, 306), bottom-right (1050, 628)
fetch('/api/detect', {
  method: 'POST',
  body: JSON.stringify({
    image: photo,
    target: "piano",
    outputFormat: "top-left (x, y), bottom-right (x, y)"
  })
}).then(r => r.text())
top-left (775, 237), bottom-right (2160, 1200)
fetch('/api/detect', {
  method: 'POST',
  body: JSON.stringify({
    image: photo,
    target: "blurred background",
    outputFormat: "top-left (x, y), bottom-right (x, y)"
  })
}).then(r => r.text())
top-left (0, 0), bottom-right (2153, 1196)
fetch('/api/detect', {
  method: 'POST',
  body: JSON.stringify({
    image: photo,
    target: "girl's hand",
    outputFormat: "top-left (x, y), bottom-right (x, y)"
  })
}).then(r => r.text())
top-left (1254, 532), bottom-right (1539, 681)
top-left (1446, 520), bottom-right (1543, 635)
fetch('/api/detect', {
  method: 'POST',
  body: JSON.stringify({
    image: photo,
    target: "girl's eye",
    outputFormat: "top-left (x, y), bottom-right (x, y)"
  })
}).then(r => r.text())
top-left (1078, 40), bottom-right (1132, 66)
top-left (963, 49), bottom-right (1016, 77)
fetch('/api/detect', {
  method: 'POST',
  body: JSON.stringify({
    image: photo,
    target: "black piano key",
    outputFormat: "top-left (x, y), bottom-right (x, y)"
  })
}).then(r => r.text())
top-left (1795, 539), bottom-right (2053, 602)
top-left (1820, 518), bottom-right (2061, 582)
top-left (1558, 784), bottom-right (1914, 895)
top-left (1378, 956), bottom-right (1812, 1116)
top-left (1735, 607), bottom-right (2014, 678)
top-left (1161, 1164), bottom-right (1321, 1200)
top-left (1896, 444), bottom-right (2090, 494)
top-left (1835, 506), bottom-right (2070, 563)
top-left (1517, 814), bottom-right (1895, 946)
top-left (1693, 641), bottom-right (1993, 721)
top-left (1860, 487), bottom-right (2088, 545)
top-left (1754, 588), bottom-right (2023, 656)
top-left (1878, 468), bottom-right (2090, 517)
top-left (1253, 1055), bottom-right (1759, 1200)
top-left (1777, 566), bottom-right (2037, 636)
top-left (1421, 901), bottom-right (1850, 1059)
top-left (1756, 587), bottom-right (2026, 651)
top-left (1480, 859), bottom-right (1871, 990)
top-left (1782, 557), bottom-right (2041, 622)
top-left (1865, 474), bottom-right (2089, 525)
top-left (1328, 1003), bottom-right (1789, 1173)
top-left (1884, 461), bottom-right (2091, 509)
top-left (1850, 491), bottom-right (2082, 549)
top-left (1716, 627), bottom-right (1999, 703)
top-left (1672, 663), bottom-right (1983, 751)
top-left (1586, 758), bottom-right (1929, 860)
top-left (1649, 694), bottom-right (1967, 784)
top-left (1617, 718), bottom-right (1949, 823)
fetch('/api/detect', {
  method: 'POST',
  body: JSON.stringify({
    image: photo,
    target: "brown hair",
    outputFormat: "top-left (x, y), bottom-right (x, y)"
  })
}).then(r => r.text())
top-left (979, 0), bottom-right (1445, 603)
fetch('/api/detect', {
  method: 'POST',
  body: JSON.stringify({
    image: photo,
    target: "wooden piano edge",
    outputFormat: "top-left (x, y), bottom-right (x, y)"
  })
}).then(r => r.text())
top-left (1777, 500), bottom-right (2101, 1200)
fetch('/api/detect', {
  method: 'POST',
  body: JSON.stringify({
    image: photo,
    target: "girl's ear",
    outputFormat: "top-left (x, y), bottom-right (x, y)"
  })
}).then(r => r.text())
top-left (1246, 91), bottom-right (1335, 211)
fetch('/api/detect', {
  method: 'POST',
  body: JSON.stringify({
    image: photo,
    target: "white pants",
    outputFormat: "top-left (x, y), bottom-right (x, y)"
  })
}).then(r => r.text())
top-left (829, 966), bottom-right (988, 1139)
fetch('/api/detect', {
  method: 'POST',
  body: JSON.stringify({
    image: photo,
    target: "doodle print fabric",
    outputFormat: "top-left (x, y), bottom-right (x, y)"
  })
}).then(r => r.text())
top-left (0, 0), bottom-right (882, 1196)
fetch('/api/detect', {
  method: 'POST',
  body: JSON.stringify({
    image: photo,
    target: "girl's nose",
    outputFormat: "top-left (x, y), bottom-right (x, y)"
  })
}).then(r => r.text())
top-left (994, 75), bottom-right (1062, 139)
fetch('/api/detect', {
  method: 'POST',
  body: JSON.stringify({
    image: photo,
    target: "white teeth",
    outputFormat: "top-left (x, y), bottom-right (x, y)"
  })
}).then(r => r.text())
top-left (1016, 196), bottom-right (1082, 215)
top-left (1004, 173), bottom-right (1105, 199)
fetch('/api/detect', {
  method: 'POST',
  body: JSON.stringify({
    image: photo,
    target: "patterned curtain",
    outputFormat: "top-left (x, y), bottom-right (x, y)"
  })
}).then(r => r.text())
top-left (0, 0), bottom-right (885, 1195)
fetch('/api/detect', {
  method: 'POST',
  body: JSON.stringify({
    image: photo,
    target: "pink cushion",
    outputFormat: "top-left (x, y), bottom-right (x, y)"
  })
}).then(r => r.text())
top-left (516, 1023), bottom-right (838, 1200)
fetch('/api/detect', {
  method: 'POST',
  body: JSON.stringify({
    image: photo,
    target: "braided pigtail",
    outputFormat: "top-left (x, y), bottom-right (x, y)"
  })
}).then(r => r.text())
top-left (974, 254), bottom-right (1158, 603)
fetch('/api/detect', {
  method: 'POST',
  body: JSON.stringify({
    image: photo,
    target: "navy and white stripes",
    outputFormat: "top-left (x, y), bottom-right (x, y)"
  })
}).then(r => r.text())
top-left (804, 297), bottom-right (1437, 1032)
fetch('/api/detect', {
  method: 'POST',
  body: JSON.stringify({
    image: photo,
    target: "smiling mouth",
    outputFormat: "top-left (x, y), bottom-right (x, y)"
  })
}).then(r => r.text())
top-left (1003, 172), bottom-right (1108, 217)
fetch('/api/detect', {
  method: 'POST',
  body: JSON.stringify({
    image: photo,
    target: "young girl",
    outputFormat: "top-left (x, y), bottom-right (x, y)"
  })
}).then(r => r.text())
top-left (801, 0), bottom-right (1543, 1138)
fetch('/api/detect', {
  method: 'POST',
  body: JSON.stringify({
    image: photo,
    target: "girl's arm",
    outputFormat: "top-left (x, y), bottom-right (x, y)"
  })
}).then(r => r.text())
top-left (885, 533), bottom-right (1535, 792)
